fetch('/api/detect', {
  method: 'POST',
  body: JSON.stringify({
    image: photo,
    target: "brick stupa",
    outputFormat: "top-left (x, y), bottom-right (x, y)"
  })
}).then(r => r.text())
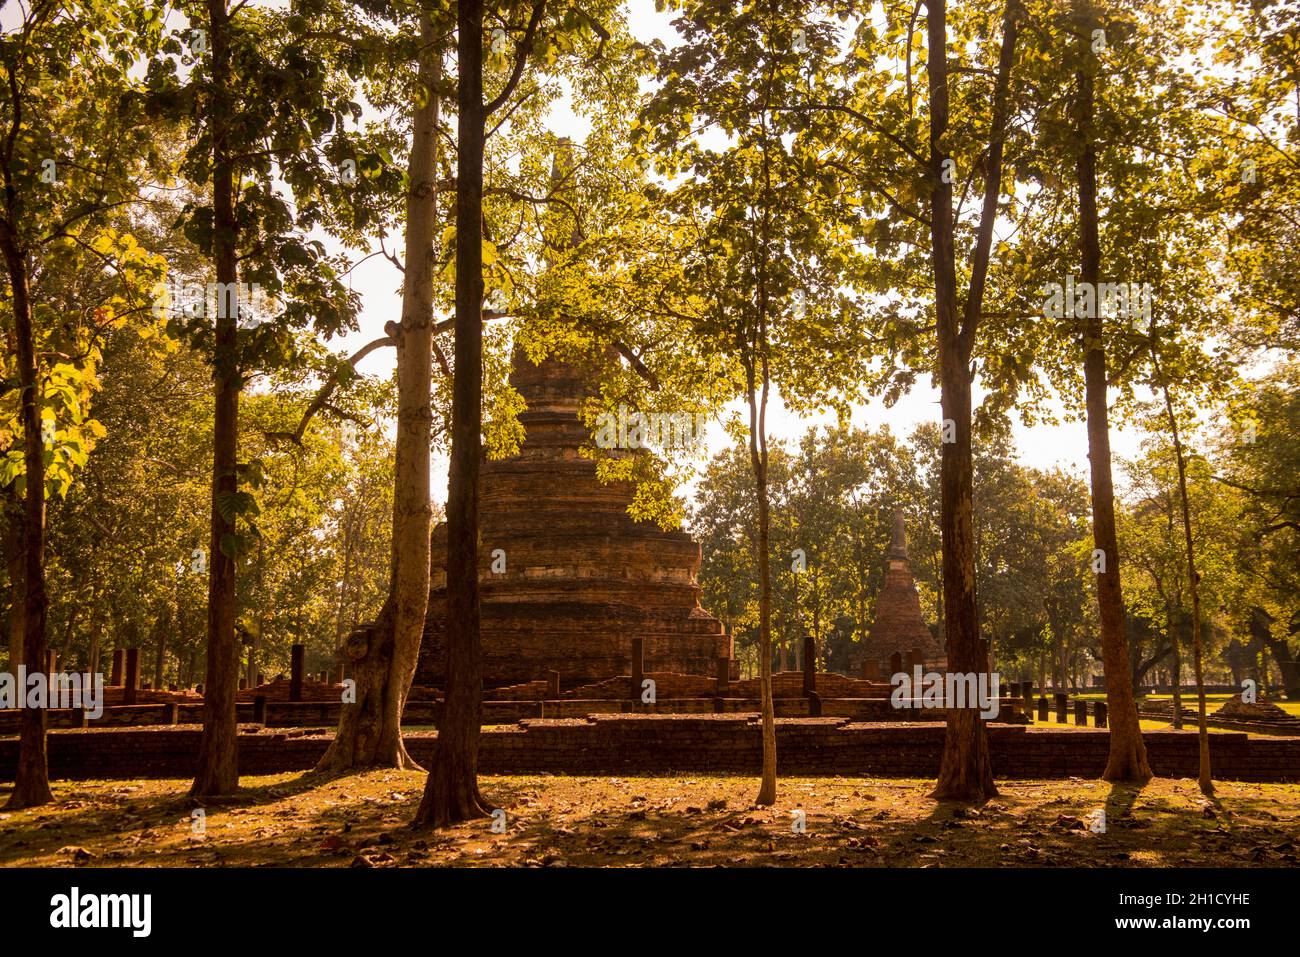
top-left (854, 513), bottom-right (946, 675)
top-left (416, 349), bottom-right (733, 690)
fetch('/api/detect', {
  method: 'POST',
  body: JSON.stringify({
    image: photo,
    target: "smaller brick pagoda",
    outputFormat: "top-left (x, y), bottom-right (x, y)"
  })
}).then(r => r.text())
top-left (854, 513), bottom-right (946, 676)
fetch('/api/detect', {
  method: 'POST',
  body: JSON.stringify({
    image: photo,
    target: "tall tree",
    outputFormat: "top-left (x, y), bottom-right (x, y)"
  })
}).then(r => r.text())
top-left (416, 0), bottom-right (548, 827)
top-left (1069, 0), bottom-right (1150, 781)
top-left (925, 0), bottom-right (1021, 801)
top-left (0, 0), bottom-right (167, 808)
top-left (644, 0), bottom-right (873, 804)
top-left (150, 0), bottom-right (365, 795)
top-left (317, 3), bottom-right (446, 772)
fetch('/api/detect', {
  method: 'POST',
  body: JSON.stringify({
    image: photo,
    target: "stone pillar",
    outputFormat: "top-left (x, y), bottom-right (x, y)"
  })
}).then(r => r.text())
top-left (1074, 699), bottom-right (1087, 726)
top-left (1021, 682), bottom-right (1033, 719)
top-left (808, 690), bottom-right (822, 718)
top-left (253, 694), bottom-right (267, 725)
top-left (110, 649), bottom-right (124, 686)
top-left (1094, 701), bottom-right (1108, 728)
top-left (546, 670), bottom-right (560, 699)
top-left (290, 644), bottom-right (305, 702)
top-left (802, 635), bottom-right (816, 697)
top-left (317, 671), bottom-right (326, 683)
top-left (863, 659), bottom-right (879, 681)
top-left (124, 647), bottom-right (140, 705)
top-left (715, 657), bottom-right (730, 696)
top-left (166, 702), bottom-right (180, 725)
top-left (1053, 692), bottom-right (1068, 723)
top-left (889, 651), bottom-right (903, 676)
top-left (1036, 696), bottom-right (1048, 721)
top-left (630, 637), bottom-right (644, 701)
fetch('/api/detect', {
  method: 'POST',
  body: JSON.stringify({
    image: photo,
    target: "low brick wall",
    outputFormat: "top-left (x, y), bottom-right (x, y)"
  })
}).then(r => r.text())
top-left (0, 693), bottom-right (1027, 733)
top-left (2, 716), bottom-right (1296, 782)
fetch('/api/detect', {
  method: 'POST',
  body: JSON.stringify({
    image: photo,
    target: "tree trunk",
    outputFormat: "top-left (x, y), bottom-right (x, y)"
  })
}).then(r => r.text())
top-left (416, 0), bottom-right (490, 827)
top-left (1072, 0), bottom-right (1150, 782)
top-left (318, 12), bottom-right (439, 773)
top-left (192, 0), bottom-right (241, 798)
top-left (1158, 374), bottom-right (1212, 794)
top-left (1169, 601), bottom-right (1183, 729)
top-left (928, 0), bottom-right (1016, 802)
top-left (3, 487), bottom-right (24, 673)
top-left (152, 604), bottom-right (169, 689)
top-left (2, 220), bottom-right (53, 808)
top-left (88, 613), bottom-right (102, 681)
top-left (749, 370), bottom-right (777, 806)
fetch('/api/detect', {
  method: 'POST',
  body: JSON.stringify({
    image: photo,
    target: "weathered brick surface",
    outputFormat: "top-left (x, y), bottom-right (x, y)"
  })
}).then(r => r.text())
top-left (3, 718), bottom-right (1295, 782)
top-left (416, 352), bottom-right (732, 689)
top-left (851, 515), bottom-right (946, 675)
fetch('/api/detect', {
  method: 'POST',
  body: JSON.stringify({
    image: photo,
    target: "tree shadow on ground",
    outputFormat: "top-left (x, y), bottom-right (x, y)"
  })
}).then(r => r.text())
top-left (1, 774), bottom-right (1296, 868)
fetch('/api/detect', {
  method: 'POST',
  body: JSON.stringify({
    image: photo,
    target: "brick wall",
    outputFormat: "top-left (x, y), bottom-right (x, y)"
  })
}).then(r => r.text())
top-left (3, 717), bottom-right (1296, 782)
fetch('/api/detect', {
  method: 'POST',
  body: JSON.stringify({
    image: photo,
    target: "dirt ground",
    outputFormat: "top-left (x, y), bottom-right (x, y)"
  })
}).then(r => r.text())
top-left (1, 773), bottom-right (1297, 867)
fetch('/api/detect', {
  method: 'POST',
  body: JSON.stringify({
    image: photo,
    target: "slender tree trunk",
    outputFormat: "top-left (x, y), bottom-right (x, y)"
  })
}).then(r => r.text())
top-left (1168, 596), bottom-right (1183, 729)
top-left (749, 369), bottom-right (777, 806)
top-left (59, 605), bottom-right (79, 665)
top-left (88, 614), bottom-right (102, 682)
top-left (4, 488), bottom-right (24, 673)
top-left (319, 12), bottom-right (439, 773)
top-left (1, 221), bottom-right (53, 808)
top-left (152, 604), bottom-right (169, 689)
top-left (1072, 0), bottom-right (1151, 783)
top-left (416, 0), bottom-right (491, 827)
top-left (193, 0), bottom-right (241, 797)
top-left (928, 0), bottom-right (1019, 802)
top-left (1158, 374), bottom-right (1212, 794)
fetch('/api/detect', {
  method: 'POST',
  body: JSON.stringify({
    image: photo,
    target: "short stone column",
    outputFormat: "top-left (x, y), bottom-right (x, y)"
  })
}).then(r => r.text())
top-left (1074, 699), bottom-right (1088, 726)
top-left (863, 659), bottom-right (879, 681)
top-left (110, 649), bottom-right (124, 686)
top-left (1054, 692), bottom-right (1068, 723)
top-left (1094, 701), bottom-right (1108, 728)
top-left (1037, 696), bottom-right (1049, 722)
top-left (253, 694), bottom-right (267, 725)
top-left (546, 670), bottom-right (560, 699)
top-left (1021, 682), bottom-right (1034, 719)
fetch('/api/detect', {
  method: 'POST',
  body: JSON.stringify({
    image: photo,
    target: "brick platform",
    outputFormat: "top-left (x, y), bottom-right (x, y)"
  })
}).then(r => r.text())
top-left (2, 716), bottom-right (1297, 782)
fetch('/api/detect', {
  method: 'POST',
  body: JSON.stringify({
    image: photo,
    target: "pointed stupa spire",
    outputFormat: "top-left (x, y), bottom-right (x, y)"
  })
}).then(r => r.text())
top-left (886, 510), bottom-right (909, 561)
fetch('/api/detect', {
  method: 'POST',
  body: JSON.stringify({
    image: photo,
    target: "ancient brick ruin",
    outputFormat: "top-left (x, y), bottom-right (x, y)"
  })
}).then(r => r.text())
top-left (852, 512), bottom-right (946, 677)
top-left (416, 349), bottom-right (733, 690)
